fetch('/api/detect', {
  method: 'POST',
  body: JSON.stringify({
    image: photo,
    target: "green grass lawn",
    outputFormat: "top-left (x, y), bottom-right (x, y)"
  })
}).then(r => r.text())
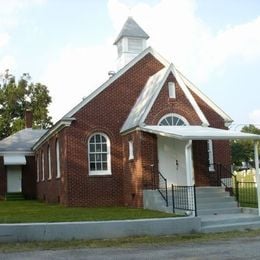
top-left (0, 200), bottom-right (177, 223)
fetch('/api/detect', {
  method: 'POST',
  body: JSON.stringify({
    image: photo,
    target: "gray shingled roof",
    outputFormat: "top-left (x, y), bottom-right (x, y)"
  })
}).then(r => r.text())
top-left (114, 17), bottom-right (149, 44)
top-left (0, 128), bottom-right (47, 152)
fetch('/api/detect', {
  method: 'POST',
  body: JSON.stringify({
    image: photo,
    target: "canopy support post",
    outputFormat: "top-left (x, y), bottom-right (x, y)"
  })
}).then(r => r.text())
top-left (254, 141), bottom-right (260, 216)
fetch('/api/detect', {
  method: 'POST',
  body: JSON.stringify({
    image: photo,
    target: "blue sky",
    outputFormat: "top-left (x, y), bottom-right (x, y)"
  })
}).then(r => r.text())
top-left (0, 0), bottom-right (260, 129)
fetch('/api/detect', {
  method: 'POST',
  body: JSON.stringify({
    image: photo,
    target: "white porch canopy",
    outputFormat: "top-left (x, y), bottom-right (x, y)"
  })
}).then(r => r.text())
top-left (141, 125), bottom-right (260, 215)
top-left (140, 125), bottom-right (260, 141)
top-left (4, 155), bottom-right (26, 165)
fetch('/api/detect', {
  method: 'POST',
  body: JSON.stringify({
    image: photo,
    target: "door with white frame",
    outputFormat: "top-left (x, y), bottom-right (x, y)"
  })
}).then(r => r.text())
top-left (157, 136), bottom-right (187, 186)
top-left (7, 166), bottom-right (22, 192)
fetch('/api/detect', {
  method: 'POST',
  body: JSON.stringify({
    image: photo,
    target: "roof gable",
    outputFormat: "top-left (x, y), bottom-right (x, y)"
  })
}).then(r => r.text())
top-left (121, 64), bottom-right (210, 133)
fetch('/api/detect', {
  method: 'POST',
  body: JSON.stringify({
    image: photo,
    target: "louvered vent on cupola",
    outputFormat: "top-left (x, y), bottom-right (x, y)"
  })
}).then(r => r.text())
top-left (114, 17), bottom-right (149, 70)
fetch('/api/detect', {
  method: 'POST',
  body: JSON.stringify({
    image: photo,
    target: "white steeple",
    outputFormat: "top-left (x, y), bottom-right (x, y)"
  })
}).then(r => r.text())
top-left (114, 17), bottom-right (149, 70)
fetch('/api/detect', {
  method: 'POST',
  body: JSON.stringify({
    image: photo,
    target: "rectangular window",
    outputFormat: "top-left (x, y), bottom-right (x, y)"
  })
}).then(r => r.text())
top-left (208, 140), bottom-right (215, 171)
top-left (36, 155), bottom-right (40, 182)
top-left (128, 140), bottom-right (134, 160)
top-left (168, 82), bottom-right (176, 99)
top-left (56, 140), bottom-right (61, 178)
top-left (41, 152), bottom-right (45, 181)
top-left (48, 146), bottom-right (52, 180)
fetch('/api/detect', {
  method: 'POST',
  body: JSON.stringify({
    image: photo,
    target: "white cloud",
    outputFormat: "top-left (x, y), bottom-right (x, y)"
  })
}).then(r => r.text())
top-left (249, 110), bottom-right (260, 124)
top-left (108, 0), bottom-right (260, 83)
top-left (42, 0), bottom-right (260, 122)
top-left (41, 41), bottom-right (116, 122)
top-left (0, 55), bottom-right (16, 73)
top-left (0, 32), bottom-right (9, 48)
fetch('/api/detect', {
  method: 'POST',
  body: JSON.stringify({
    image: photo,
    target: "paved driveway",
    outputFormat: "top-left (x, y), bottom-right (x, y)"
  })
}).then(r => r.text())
top-left (1, 235), bottom-right (260, 260)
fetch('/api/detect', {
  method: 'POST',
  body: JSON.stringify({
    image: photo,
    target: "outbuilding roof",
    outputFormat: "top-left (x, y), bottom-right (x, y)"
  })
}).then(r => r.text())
top-left (0, 128), bottom-right (47, 154)
top-left (120, 63), bottom-right (210, 133)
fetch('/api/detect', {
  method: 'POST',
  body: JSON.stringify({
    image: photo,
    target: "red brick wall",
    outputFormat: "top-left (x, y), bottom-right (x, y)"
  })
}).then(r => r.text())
top-left (122, 131), bottom-right (158, 208)
top-left (22, 156), bottom-right (37, 199)
top-left (35, 53), bottom-right (164, 207)
top-left (191, 88), bottom-right (232, 169)
top-left (36, 130), bottom-right (66, 204)
top-left (145, 73), bottom-right (202, 125)
top-left (0, 156), bottom-right (6, 199)
top-left (63, 54), bottom-right (163, 207)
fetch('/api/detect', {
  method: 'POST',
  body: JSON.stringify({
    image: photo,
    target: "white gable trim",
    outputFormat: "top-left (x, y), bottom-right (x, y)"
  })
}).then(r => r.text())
top-left (64, 47), bottom-right (169, 119)
top-left (140, 64), bottom-right (209, 127)
top-left (172, 66), bottom-right (209, 126)
top-left (138, 65), bottom-right (173, 126)
top-left (33, 117), bottom-right (75, 150)
top-left (177, 69), bottom-right (233, 124)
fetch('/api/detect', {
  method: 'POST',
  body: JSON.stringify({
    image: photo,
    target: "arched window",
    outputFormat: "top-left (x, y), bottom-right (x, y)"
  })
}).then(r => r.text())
top-left (88, 133), bottom-right (111, 175)
top-left (56, 140), bottom-right (61, 178)
top-left (158, 113), bottom-right (188, 126)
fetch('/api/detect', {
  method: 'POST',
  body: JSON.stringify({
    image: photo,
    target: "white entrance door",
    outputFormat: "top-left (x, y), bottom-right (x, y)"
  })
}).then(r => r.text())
top-left (158, 136), bottom-right (187, 186)
top-left (7, 166), bottom-right (22, 192)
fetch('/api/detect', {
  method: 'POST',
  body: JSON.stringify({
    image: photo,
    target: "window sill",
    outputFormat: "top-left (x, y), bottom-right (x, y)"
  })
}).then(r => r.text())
top-left (89, 171), bottom-right (112, 176)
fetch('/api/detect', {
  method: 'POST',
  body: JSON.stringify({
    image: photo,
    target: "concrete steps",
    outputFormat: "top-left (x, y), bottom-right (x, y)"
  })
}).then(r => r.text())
top-left (196, 187), bottom-right (260, 233)
top-left (5, 192), bottom-right (24, 201)
top-left (196, 187), bottom-right (239, 216)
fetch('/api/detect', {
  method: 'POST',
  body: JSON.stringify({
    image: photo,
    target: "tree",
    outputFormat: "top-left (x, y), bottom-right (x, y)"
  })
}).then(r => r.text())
top-left (0, 70), bottom-right (53, 140)
top-left (231, 124), bottom-right (260, 167)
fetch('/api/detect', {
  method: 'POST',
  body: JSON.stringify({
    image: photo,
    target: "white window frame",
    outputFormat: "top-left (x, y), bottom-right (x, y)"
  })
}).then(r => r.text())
top-left (56, 140), bottom-right (61, 178)
top-left (36, 155), bottom-right (40, 182)
top-left (158, 113), bottom-right (189, 126)
top-left (88, 133), bottom-right (111, 176)
top-left (48, 145), bottom-right (52, 180)
top-left (41, 151), bottom-right (45, 181)
top-left (168, 81), bottom-right (176, 99)
top-left (208, 140), bottom-right (215, 171)
top-left (128, 140), bottom-right (134, 160)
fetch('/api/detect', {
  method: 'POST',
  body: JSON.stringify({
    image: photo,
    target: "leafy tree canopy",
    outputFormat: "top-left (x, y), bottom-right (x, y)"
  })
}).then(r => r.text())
top-left (0, 69), bottom-right (53, 140)
top-left (231, 124), bottom-right (260, 167)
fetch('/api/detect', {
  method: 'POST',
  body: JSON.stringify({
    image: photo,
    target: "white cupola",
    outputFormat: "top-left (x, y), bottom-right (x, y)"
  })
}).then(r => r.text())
top-left (114, 17), bottom-right (149, 70)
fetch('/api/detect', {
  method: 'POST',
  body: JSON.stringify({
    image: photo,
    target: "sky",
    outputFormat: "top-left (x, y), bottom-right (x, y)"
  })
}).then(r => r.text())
top-left (0, 0), bottom-right (260, 130)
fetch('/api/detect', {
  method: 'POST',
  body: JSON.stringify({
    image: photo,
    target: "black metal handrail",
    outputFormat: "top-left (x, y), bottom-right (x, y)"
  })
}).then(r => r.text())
top-left (212, 163), bottom-right (238, 199)
top-left (172, 185), bottom-right (197, 216)
top-left (158, 171), bottom-right (168, 207)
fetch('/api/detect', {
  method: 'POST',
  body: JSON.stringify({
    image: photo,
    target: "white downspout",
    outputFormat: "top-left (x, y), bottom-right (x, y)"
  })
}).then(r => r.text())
top-left (185, 140), bottom-right (195, 216)
top-left (254, 141), bottom-right (260, 216)
top-left (185, 140), bottom-right (193, 186)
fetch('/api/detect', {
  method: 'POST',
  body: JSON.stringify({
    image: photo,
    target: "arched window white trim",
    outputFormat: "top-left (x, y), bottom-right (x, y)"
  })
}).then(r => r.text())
top-left (88, 133), bottom-right (111, 176)
top-left (48, 145), bottom-right (52, 180)
top-left (158, 113), bottom-right (189, 126)
top-left (56, 140), bottom-right (61, 178)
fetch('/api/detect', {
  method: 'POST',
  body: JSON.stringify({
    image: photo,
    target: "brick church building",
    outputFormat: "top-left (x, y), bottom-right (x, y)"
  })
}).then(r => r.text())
top-left (1, 17), bottom-right (258, 208)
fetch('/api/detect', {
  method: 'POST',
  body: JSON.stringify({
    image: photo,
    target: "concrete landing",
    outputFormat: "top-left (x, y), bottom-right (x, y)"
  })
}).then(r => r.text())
top-left (201, 213), bottom-right (260, 233)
